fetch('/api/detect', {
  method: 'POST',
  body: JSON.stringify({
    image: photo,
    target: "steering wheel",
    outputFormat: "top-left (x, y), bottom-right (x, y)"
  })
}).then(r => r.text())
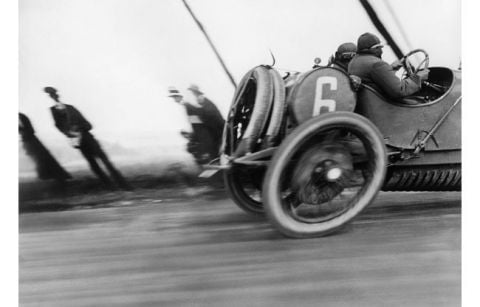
top-left (399, 49), bottom-right (447, 95)
top-left (399, 49), bottom-right (429, 77)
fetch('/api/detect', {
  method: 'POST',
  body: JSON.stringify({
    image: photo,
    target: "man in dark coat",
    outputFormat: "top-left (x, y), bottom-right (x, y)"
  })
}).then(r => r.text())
top-left (44, 87), bottom-right (131, 190)
top-left (19, 112), bottom-right (71, 182)
top-left (187, 84), bottom-right (225, 152)
top-left (168, 86), bottom-right (223, 164)
top-left (348, 32), bottom-right (429, 99)
top-left (328, 42), bottom-right (357, 73)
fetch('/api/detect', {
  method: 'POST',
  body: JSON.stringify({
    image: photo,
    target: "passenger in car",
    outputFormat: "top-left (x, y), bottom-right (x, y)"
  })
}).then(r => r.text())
top-left (348, 32), bottom-right (429, 99)
top-left (328, 42), bottom-right (357, 73)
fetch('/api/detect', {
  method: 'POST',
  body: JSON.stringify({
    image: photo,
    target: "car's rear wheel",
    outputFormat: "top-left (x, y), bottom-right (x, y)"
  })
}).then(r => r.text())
top-left (224, 165), bottom-right (265, 215)
top-left (263, 112), bottom-right (387, 238)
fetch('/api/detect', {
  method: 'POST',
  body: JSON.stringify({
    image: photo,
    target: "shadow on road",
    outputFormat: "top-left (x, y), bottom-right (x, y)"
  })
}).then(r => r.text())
top-left (19, 167), bottom-right (225, 213)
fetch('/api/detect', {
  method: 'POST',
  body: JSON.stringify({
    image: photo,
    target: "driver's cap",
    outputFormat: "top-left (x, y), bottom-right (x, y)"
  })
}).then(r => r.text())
top-left (357, 32), bottom-right (385, 51)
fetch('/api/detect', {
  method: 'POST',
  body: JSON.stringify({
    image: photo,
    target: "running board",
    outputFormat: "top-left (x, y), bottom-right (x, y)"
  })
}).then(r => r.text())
top-left (233, 147), bottom-right (277, 164)
top-left (199, 147), bottom-right (277, 177)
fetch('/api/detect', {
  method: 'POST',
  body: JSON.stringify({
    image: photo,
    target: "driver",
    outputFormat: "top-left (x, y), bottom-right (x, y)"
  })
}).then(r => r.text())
top-left (348, 32), bottom-right (429, 99)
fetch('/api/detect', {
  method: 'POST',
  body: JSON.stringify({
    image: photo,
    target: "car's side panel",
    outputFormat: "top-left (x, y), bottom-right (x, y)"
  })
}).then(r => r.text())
top-left (356, 69), bottom-right (461, 151)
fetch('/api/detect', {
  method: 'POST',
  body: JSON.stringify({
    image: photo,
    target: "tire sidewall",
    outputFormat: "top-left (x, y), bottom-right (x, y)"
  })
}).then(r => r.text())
top-left (224, 166), bottom-right (265, 215)
top-left (263, 112), bottom-right (387, 238)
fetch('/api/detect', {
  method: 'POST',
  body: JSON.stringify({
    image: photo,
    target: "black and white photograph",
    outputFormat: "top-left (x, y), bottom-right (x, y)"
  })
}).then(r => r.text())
top-left (9, 0), bottom-right (470, 305)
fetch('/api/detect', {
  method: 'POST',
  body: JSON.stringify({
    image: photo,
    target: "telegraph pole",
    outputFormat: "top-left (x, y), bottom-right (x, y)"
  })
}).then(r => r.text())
top-left (358, 0), bottom-right (404, 59)
top-left (181, 0), bottom-right (237, 88)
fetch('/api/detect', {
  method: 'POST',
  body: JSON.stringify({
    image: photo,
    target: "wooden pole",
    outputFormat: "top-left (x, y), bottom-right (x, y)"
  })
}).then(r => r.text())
top-left (358, 0), bottom-right (404, 59)
top-left (181, 0), bottom-right (237, 88)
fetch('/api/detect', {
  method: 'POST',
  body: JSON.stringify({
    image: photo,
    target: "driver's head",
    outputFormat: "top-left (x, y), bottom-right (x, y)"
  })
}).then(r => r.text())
top-left (357, 32), bottom-right (384, 58)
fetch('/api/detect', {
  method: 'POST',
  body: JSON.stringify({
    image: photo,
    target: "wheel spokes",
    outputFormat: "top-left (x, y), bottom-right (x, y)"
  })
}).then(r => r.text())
top-left (280, 129), bottom-right (375, 223)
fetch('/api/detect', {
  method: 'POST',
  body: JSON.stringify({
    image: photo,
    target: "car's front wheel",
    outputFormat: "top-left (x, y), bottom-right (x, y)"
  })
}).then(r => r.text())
top-left (263, 112), bottom-right (387, 238)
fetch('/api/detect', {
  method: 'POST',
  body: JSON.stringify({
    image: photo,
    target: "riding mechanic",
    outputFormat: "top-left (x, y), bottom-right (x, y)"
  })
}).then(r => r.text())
top-left (328, 42), bottom-right (357, 73)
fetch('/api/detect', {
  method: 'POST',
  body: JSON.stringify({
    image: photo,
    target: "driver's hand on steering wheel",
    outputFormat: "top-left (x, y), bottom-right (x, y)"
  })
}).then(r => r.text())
top-left (416, 69), bottom-right (430, 81)
top-left (391, 59), bottom-right (403, 71)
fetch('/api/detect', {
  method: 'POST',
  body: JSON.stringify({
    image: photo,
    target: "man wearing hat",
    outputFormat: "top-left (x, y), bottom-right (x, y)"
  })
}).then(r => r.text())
top-left (187, 84), bottom-right (225, 152)
top-left (168, 86), bottom-right (222, 164)
top-left (44, 86), bottom-right (131, 190)
top-left (328, 42), bottom-right (357, 73)
top-left (348, 32), bottom-right (429, 99)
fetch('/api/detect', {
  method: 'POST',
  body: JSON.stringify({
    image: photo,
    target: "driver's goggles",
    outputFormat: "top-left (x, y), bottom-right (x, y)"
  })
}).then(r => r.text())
top-left (370, 43), bottom-right (386, 49)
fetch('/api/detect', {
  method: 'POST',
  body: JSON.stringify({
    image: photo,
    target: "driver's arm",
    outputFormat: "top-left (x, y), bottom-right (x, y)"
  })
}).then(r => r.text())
top-left (390, 59), bottom-right (403, 71)
top-left (370, 61), bottom-right (422, 99)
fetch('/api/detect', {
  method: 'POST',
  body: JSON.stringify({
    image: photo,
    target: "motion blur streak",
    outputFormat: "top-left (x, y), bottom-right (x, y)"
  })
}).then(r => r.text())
top-left (20, 191), bottom-right (460, 306)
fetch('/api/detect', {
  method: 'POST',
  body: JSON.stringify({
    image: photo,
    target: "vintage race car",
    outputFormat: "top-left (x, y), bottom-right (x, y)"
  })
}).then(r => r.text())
top-left (218, 49), bottom-right (461, 238)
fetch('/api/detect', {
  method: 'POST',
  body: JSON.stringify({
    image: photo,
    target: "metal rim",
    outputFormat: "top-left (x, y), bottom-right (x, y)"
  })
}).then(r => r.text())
top-left (263, 112), bottom-right (387, 238)
top-left (224, 165), bottom-right (264, 215)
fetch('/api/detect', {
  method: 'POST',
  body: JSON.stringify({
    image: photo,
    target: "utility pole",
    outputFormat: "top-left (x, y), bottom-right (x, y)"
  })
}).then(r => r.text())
top-left (181, 0), bottom-right (237, 88)
top-left (358, 0), bottom-right (404, 59)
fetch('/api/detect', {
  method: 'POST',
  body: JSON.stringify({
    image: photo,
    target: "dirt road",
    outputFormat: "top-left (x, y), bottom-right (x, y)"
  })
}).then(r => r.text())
top-left (19, 191), bottom-right (460, 306)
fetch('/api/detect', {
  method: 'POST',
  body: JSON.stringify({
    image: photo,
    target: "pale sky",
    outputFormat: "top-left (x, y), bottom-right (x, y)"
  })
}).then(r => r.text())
top-left (19, 0), bottom-right (461, 151)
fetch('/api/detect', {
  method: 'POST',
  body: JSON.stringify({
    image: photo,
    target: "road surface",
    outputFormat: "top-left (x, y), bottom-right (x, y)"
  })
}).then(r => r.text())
top-left (20, 190), bottom-right (460, 306)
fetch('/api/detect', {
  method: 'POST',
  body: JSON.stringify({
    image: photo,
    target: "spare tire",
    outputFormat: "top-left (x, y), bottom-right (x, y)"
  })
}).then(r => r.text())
top-left (232, 66), bottom-right (274, 157)
top-left (262, 68), bottom-right (287, 148)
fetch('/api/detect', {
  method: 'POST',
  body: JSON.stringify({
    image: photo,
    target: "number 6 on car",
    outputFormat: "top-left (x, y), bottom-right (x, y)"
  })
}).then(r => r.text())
top-left (313, 76), bottom-right (337, 115)
top-left (288, 67), bottom-right (356, 124)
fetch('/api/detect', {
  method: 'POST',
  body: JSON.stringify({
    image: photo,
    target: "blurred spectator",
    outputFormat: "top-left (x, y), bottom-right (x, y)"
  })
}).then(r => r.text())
top-left (168, 86), bottom-right (223, 165)
top-left (44, 87), bottom-right (131, 190)
top-left (19, 112), bottom-right (71, 183)
top-left (187, 84), bottom-right (225, 153)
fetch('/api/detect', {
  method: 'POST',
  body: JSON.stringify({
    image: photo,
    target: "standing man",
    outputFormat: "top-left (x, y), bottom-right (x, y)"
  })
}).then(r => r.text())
top-left (348, 32), bottom-right (429, 100)
top-left (44, 87), bottom-right (131, 190)
top-left (328, 42), bottom-right (357, 73)
top-left (168, 86), bottom-right (221, 164)
top-left (187, 84), bottom-right (225, 154)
